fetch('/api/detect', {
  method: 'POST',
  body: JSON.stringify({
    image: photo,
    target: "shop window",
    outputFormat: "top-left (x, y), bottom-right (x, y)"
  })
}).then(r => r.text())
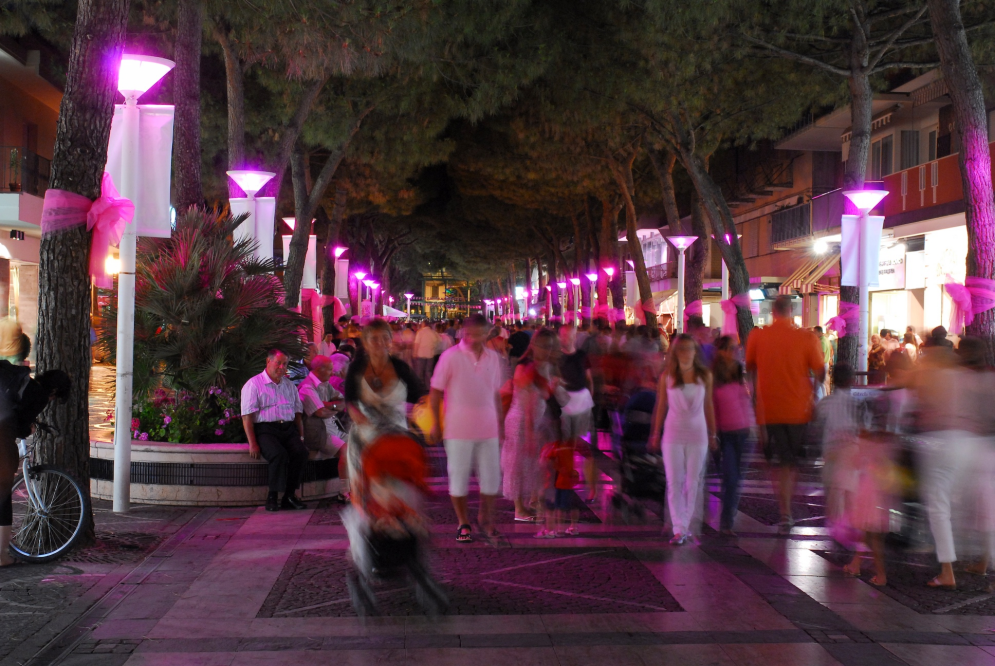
top-left (900, 131), bottom-right (919, 170)
top-left (927, 130), bottom-right (937, 162)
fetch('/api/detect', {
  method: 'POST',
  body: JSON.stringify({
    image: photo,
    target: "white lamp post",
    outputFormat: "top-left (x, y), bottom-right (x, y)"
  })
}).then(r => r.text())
top-left (228, 170), bottom-right (276, 261)
top-left (111, 54), bottom-right (174, 514)
top-left (333, 246), bottom-right (349, 303)
top-left (569, 277), bottom-right (581, 322)
top-left (354, 271), bottom-right (367, 302)
top-left (842, 189), bottom-right (888, 373)
top-left (668, 236), bottom-right (698, 334)
top-left (404, 292), bottom-right (413, 319)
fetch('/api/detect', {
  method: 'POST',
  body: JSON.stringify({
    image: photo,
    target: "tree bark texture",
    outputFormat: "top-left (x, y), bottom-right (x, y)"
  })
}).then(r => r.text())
top-left (929, 0), bottom-right (995, 362)
top-left (611, 155), bottom-right (657, 327)
top-left (671, 127), bottom-right (753, 341)
top-left (597, 199), bottom-right (620, 311)
top-left (36, 0), bottom-right (130, 529)
top-left (259, 76), bottom-right (330, 200)
top-left (215, 28), bottom-right (245, 198)
top-left (648, 147), bottom-right (685, 234)
top-left (684, 193), bottom-right (708, 307)
top-left (172, 0), bottom-right (204, 211)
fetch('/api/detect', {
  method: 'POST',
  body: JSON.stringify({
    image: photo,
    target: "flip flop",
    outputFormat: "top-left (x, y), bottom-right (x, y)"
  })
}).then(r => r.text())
top-left (926, 577), bottom-right (956, 590)
top-left (514, 516), bottom-right (537, 523)
top-left (456, 524), bottom-right (473, 543)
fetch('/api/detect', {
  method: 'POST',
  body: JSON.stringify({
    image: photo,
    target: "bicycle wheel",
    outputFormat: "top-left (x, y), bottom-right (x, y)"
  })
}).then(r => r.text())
top-left (10, 465), bottom-right (90, 562)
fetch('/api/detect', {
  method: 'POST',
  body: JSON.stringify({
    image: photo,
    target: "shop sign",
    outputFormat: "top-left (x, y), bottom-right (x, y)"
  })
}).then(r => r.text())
top-left (871, 243), bottom-right (905, 291)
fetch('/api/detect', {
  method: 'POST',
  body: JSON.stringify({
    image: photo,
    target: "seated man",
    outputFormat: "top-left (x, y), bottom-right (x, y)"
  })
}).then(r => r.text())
top-left (241, 349), bottom-right (309, 512)
top-left (298, 355), bottom-right (347, 459)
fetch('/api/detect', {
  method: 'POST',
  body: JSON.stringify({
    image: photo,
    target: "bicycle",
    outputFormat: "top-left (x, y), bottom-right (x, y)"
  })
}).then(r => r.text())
top-left (8, 428), bottom-right (90, 562)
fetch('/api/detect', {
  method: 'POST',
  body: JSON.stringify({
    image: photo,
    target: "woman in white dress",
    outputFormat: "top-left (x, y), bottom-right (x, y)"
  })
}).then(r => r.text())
top-left (649, 334), bottom-right (716, 545)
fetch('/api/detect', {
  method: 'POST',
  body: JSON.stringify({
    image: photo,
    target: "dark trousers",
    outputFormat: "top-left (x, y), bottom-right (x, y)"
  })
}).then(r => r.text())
top-left (0, 433), bottom-right (17, 526)
top-left (254, 422), bottom-right (307, 495)
top-left (719, 429), bottom-right (750, 531)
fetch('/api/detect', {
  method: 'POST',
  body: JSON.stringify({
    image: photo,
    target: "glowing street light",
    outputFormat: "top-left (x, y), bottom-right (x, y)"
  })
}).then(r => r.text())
top-left (333, 246), bottom-right (347, 259)
top-left (668, 236), bottom-right (698, 334)
top-left (586, 273), bottom-right (598, 283)
top-left (228, 169), bottom-right (276, 262)
top-left (404, 292), bottom-right (414, 319)
top-left (604, 267), bottom-right (615, 278)
top-left (111, 54), bottom-right (175, 514)
top-left (842, 188), bottom-right (889, 373)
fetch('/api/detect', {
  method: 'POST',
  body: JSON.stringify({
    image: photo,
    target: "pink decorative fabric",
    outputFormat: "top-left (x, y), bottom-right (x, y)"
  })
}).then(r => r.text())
top-left (827, 301), bottom-right (859, 337)
top-left (40, 172), bottom-right (134, 289)
top-left (720, 293), bottom-right (751, 337)
top-left (944, 276), bottom-right (995, 335)
top-left (683, 299), bottom-right (703, 328)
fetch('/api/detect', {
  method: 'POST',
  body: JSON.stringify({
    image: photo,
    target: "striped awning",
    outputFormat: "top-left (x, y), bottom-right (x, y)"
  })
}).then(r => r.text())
top-left (779, 253), bottom-right (840, 295)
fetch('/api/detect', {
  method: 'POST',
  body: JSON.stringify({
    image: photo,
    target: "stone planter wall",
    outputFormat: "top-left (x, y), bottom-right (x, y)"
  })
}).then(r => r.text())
top-left (89, 440), bottom-right (342, 507)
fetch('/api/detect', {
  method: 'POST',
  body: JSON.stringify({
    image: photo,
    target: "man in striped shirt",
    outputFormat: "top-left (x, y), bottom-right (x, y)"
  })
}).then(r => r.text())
top-left (241, 349), bottom-right (309, 512)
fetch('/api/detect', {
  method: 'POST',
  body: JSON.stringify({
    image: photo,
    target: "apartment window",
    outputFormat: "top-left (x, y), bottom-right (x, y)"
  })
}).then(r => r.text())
top-left (900, 131), bottom-right (919, 170)
top-left (927, 129), bottom-right (937, 162)
top-left (872, 135), bottom-right (894, 179)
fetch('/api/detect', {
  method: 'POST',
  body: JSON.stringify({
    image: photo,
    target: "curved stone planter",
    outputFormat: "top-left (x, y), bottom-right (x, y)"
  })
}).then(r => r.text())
top-left (89, 440), bottom-right (342, 507)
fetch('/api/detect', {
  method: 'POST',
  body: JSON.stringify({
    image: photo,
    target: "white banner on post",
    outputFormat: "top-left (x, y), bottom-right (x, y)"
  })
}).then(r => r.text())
top-left (229, 198), bottom-right (253, 246)
top-left (334, 258), bottom-right (349, 299)
top-left (105, 104), bottom-right (175, 238)
top-left (254, 197), bottom-right (276, 262)
top-left (281, 235), bottom-right (317, 288)
top-left (840, 214), bottom-right (885, 287)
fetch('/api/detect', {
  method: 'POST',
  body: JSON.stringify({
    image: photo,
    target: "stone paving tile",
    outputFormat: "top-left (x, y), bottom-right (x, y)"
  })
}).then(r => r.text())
top-left (881, 643), bottom-right (995, 666)
top-left (719, 642), bottom-right (845, 666)
top-left (257, 547), bottom-right (682, 617)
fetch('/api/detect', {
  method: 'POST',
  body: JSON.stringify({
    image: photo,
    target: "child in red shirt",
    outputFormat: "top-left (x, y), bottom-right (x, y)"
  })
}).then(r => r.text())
top-left (536, 438), bottom-right (581, 538)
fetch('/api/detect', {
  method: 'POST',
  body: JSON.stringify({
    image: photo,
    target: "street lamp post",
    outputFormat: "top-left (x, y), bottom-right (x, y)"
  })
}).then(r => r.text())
top-left (404, 292), bottom-right (413, 319)
top-left (841, 189), bottom-right (888, 373)
top-left (714, 234), bottom-right (742, 301)
top-left (112, 54), bottom-right (175, 514)
top-left (667, 236), bottom-right (698, 335)
top-left (228, 170), bottom-right (276, 261)
top-left (333, 246), bottom-right (349, 306)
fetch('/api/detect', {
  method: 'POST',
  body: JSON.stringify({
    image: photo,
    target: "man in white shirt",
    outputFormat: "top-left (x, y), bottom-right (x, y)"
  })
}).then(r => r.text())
top-left (241, 349), bottom-right (309, 512)
top-left (298, 355), bottom-right (346, 459)
top-left (413, 320), bottom-right (440, 388)
top-left (430, 314), bottom-right (505, 542)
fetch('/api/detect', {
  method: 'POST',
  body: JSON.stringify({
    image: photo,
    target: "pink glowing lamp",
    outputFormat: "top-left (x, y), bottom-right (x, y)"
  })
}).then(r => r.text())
top-left (586, 273), bottom-right (598, 283)
top-left (282, 217), bottom-right (296, 232)
top-left (557, 282), bottom-right (567, 289)
top-left (404, 293), bottom-right (414, 299)
top-left (667, 235), bottom-right (698, 251)
top-left (604, 267), bottom-right (615, 278)
top-left (354, 271), bottom-right (367, 280)
top-left (363, 280), bottom-right (375, 288)
top-left (569, 277), bottom-right (581, 286)
top-left (118, 54), bottom-right (174, 101)
top-left (333, 246), bottom-right (347, 259)
top-left (843, 189), bottom-right (888, 213)
top-left (227, 170), bottom-right (276, 198)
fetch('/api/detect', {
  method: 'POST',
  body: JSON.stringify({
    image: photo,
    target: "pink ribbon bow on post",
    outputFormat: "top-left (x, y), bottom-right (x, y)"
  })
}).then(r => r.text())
top-left (944, 276), bottom-right (995, 335)
top-left (40, 172), bottom-right (134, 289)
top-left (826, 301), bottom-right (859, 337)
top-left (720, 293), bottom-right (752, 337)
top-left (683, 299), bottom-right (703, 329)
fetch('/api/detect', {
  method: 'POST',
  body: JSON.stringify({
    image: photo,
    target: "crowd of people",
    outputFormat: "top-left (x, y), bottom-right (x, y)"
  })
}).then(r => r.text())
top-left (235, 295), bottom-right (995, 592)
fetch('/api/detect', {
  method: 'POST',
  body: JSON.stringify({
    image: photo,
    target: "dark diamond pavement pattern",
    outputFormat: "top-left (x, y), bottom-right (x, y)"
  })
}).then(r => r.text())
top-left (816, 549), bottom-right (995, 615)
top-left (257, 547), bottom-right (682, 617)
top-left (732, 493), bottom-right (827, 527)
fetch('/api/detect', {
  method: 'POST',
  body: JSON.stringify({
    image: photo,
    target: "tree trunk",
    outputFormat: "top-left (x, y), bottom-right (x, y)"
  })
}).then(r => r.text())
top-left (611, 156), bottom-right (657, 327)
top-left (321, 188), bottom-right (346, 330)
top-left (549, 257), bottom-right (562, 321)
top-left (597, 199), bottom-right (619, 313)
top-left (671, 127), bottom-right (753, 341)
top-left (929, 0), bottom-right (995, 362)
top-left (215, 28), bottom-right (244, 198)
top-left (36, 0), bottom-right (130, 536)
top-left (258, 76), bottom-right (330, 200)
top-left (172, 0), bottom-right (204, 211)
top-left (837, 20), bottom-right (874, 371)
top-left (648, 147), bottom-right (685, 234)
top-left (684, 193), bottom-right (708, 308)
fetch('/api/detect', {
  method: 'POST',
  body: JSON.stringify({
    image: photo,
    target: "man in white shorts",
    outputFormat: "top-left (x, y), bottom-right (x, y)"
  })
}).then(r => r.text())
top-left (430, 314), bottom-right (505, 542)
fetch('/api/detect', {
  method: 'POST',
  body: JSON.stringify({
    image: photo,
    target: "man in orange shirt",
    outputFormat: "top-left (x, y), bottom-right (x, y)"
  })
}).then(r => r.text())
top-left (746, 296), bottom-right (825, 533)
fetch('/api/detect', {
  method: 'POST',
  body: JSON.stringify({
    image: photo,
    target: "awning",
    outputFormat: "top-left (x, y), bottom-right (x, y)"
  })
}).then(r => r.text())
top-left (382, 305), bottom-right (407, 318)
top-left (779, 253), bottom-right (840, 295)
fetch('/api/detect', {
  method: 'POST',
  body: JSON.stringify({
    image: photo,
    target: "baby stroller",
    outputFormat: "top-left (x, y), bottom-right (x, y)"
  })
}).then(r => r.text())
top-left (610, 388), bottom-right (667, 522)
top-left (343, 431), bottom-right (449, 617)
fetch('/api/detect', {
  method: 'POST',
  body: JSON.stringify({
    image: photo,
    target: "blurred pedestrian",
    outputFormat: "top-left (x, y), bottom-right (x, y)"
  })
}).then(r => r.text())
top-left (649, 334), bottom-right (716, 545)
top-left (746, 295), bottom-right (824, 533)
top-left (711, 336), bottom-right (755, 536)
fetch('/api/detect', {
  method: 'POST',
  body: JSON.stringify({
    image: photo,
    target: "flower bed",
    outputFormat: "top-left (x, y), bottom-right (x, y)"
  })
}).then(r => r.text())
top-left (127, 386), bottom-right (244, 443)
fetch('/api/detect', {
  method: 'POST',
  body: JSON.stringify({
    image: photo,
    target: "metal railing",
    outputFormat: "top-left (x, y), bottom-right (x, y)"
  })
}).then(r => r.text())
top-left (0, 146), bottom-right (50, 196)
top-left (771, 202), bottom-right (812, 245)
top-left (647, 263), bottom-right (675, 281)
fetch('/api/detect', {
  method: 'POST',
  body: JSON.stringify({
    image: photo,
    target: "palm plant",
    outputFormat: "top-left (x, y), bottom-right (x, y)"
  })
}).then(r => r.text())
top-left (98, 207), bottom-right (308, 397)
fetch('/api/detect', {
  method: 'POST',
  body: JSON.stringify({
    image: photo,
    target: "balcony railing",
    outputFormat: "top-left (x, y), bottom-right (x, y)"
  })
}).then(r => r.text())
top-left (771, 202), bottom-right (811, 245)
top-left (647, 263), bottom-right (675, 281)
top-left (881, 140), bottom-right (995, 218)
top-left (0, 146), bottom-right (51, 196)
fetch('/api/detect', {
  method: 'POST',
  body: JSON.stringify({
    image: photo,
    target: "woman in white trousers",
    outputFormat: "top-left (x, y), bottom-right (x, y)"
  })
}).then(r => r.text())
top-left (650, 334), bottom-right (716, 545)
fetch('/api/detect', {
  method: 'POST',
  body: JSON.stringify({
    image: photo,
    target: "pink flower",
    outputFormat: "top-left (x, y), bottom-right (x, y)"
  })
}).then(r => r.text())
top-left (138, 432), bottom-right (149, 441)
top-left (133, 430), bottom-right (140, 438)
top-left (131, 418), bottom-right (140, 430)
top-left (163, 416), bottom-right (172, 425)
top-left (214, 429), bottom-right (224, 436)
top-left (218, 419), bottom-right (226, 426)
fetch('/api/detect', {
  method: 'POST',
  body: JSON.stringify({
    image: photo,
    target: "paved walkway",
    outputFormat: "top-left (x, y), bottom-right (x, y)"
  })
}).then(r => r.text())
top-left (5, 438), bottom-right (995, 665)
